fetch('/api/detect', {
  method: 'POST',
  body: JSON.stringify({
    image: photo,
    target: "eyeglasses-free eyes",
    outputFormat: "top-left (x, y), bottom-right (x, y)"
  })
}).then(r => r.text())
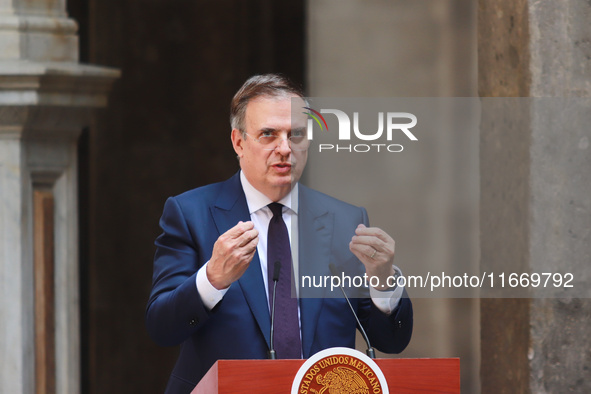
top-left (243, 131), bottom-right (310, 151)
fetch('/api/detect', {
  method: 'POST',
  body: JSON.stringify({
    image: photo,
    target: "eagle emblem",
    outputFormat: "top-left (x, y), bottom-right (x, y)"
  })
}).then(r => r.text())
top-left (312, 366), bottom-right (370, 394)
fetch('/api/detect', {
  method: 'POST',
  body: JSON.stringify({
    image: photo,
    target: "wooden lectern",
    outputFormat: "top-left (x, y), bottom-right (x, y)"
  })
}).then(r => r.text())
top-left (192, 358), bottom-right (460, 393)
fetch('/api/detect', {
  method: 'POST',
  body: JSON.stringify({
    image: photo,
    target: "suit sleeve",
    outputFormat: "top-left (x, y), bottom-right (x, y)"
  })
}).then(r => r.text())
top-left (145, 197), bottom-right (212, 347)
top-left (358, 291), bottom-right (413, 353)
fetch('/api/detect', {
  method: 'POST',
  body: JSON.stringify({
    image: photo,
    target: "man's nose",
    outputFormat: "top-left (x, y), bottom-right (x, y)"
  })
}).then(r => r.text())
top-left (275, 137), bottom-right (291, 154)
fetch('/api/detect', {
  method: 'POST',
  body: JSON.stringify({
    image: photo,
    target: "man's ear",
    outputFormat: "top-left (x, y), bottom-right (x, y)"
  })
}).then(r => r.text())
top-left (231, 128), bottom-right (245, 158)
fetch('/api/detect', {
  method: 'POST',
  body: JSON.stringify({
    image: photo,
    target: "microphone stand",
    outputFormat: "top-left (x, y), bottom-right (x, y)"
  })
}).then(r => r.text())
top-left (268, 261), bottom-right (281, 359)
top-left (329, 263), bottom-right (376, 359)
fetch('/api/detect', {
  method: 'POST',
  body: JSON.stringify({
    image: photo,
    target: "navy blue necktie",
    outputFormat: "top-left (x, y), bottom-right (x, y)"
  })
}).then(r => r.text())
top-left (267, 203), bottom-right (301, 359)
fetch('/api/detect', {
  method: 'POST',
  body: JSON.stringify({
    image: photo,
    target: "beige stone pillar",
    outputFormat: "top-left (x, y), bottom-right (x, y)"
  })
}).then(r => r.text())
top-left (0, 0), bottom-right (119, 393)
top-left (479, 0), bottom-right (591, 392)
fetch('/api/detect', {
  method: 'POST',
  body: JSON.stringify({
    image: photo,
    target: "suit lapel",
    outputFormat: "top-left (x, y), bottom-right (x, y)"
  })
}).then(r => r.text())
top-left (211, 173), bottom-right (272, 347)
top-left (298, 186), bottom-right (334, 357)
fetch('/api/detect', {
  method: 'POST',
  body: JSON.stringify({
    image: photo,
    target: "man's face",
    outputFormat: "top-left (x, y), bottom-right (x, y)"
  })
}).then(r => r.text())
top-left (231, 95), bottom-right (309, 201)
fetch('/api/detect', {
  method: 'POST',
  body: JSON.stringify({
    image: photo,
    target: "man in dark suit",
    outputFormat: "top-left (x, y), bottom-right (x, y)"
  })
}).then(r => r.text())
top-left (146, 74), bottom-right (413, 393)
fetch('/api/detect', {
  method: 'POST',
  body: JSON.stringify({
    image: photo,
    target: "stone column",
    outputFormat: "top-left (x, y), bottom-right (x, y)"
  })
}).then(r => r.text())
top-left (0, 0), bottom-right (119, 393)
top-left (479, 0), bottom-right (591, 392)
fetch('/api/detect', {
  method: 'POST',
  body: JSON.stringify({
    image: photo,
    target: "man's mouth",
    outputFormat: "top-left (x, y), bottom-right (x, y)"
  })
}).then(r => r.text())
top-left (272, 162), bottom-right (293, 173)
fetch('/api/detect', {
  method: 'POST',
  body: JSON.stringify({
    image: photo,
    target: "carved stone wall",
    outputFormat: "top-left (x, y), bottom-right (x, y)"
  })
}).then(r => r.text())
top-left (0, 1), bottom-right (118, 392)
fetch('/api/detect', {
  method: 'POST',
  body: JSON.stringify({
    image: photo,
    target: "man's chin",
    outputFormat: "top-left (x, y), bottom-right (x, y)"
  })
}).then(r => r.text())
top-left (270, 175), bottom-right (298, 189)
top-left (273, 179), bottom-right (295, 188)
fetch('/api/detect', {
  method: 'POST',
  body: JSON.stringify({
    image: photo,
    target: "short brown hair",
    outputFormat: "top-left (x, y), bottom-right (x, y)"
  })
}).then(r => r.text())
top-left (230, 74), bottom-right (304, 132)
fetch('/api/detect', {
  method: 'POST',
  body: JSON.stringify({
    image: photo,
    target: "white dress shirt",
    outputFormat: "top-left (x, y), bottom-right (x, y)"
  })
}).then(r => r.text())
top-left (196, 171), bottom-right (403, 314)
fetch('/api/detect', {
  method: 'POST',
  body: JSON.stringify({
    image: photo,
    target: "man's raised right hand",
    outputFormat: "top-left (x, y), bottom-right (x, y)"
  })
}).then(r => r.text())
top-left (206, 221), bottom-right (259, 290)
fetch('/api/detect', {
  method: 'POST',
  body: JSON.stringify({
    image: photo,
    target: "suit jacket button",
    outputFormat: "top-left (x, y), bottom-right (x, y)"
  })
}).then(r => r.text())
top-left (189, 318), bottom-right (198, 326)
top-left (397, 320), bottom-right (403, 328)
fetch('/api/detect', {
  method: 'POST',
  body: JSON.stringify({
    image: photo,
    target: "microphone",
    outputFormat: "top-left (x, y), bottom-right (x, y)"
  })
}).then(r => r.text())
top-left (268, 261), bottom-right (281, 359)
top-left (329, 263), bottom-right (376, 359)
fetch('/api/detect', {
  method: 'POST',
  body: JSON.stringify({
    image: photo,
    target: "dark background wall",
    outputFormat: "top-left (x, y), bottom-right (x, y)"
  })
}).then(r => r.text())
top-left (67, 1), bottom-right (305, 392)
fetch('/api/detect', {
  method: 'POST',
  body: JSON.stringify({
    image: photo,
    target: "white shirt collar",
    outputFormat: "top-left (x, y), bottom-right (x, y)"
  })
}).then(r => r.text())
top-left (239, 171), bottom-right (298, 214)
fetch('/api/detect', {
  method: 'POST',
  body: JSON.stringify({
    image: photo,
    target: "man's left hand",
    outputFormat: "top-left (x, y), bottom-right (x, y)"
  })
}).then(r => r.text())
top-left (349, 224), bottom-right (396, 289)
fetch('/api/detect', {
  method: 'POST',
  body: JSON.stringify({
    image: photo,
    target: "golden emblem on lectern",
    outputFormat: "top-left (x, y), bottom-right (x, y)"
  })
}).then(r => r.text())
top-left (314, 366), bottom-right (370, 394)
top-left (292, 347), bottom-right (388, 394)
